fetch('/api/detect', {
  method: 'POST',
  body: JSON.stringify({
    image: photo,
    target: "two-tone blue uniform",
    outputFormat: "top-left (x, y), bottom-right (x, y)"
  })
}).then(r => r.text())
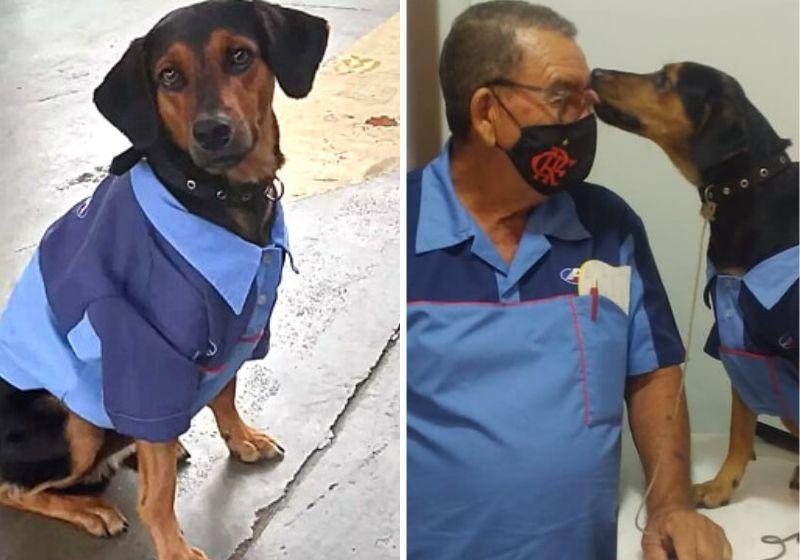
top-left (704, 247), bottom-right (799, 423)
top-left (407, 144), bottom-right (685, 559)
top-left (0, 161), bottom-right (291, 442)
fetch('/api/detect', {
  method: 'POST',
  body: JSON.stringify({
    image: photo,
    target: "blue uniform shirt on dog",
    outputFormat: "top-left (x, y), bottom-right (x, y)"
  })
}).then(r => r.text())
top-left (407, 143), bottom-right (685, 560)
top-left (0, 161), bottom-right (291, 442)
top-left (704, 246), bottom-right (799, 423)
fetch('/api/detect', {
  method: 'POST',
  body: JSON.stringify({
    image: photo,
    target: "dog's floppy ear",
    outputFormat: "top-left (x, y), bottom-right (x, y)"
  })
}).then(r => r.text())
top-left (689, 77), bottom-right (748, 172)
top-left (253, 2), bottom-right (329, 98)
top-left (93, 37), bottom-right (159, 150)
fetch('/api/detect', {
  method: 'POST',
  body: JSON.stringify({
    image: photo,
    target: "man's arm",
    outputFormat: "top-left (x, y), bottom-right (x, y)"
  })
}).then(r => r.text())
top-left (626, 365), bottom-right (732, 560)
top-left (626, 365), bottom-right (692, 513)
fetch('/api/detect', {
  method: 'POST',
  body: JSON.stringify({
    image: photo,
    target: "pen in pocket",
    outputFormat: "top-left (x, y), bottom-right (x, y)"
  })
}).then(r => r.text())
top-left (590, 282), bottom-right (599, 322)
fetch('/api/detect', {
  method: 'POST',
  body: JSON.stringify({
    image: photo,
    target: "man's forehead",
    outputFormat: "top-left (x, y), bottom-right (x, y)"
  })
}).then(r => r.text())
top-left (513, 28), bottom-right (589, 87)
top-left (147, 1), bottom-right (259, 63)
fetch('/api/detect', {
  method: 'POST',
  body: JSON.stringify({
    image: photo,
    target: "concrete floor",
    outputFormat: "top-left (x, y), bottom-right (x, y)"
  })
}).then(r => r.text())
top-left (0, 1), bottom-right (399, 559)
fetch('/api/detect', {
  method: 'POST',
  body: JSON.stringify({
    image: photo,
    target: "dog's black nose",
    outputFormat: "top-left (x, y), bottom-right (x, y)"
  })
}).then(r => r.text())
top-left (193, 116), bottom-right (233, 152)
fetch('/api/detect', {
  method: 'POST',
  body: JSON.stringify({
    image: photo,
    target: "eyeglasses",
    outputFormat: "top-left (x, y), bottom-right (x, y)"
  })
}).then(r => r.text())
top-left (484, 77), bottom-right (594, 124)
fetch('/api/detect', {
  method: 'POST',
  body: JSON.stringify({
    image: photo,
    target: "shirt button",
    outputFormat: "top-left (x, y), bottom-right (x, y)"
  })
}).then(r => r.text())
top-left (262, 253), bottom-right (273, 265)
top-left (257, 294), bottom-right (269, 305)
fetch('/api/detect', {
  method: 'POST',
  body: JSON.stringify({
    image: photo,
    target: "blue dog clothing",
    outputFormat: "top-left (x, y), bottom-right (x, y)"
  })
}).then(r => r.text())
top-left (705, 246), bottom-right (799, 423)
top-left (0, 161), bottom-right (291, 441)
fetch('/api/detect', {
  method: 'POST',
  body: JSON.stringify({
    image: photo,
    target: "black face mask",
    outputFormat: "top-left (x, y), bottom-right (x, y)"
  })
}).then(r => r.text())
top-left (494, 96), bottom-right (597, 195)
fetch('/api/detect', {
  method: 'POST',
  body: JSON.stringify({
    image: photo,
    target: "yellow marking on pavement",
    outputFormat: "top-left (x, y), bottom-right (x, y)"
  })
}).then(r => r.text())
top-left (275, 12), bottom-right (400, 199)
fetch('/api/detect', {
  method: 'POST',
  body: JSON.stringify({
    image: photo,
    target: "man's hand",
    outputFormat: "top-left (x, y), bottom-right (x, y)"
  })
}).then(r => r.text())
top-left (641, 507), bottom-right (732, 560)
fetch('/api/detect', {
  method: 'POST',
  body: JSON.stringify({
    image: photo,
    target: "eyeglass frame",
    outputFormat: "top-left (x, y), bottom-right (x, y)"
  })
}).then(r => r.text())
top-left (483, 77), bottom-right (594, 124)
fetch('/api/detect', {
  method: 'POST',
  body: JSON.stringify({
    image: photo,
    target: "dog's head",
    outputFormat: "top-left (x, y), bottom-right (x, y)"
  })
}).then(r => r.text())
top-left (94, 0), bottom-right (329, 184)
top-left (590, 62), bottom-right (790, 187)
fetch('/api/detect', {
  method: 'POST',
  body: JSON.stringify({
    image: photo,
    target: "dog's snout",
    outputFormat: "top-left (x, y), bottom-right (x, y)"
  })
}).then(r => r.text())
top-left (590, 68), bottom-right (611, 86)
top-left (192, 115), bottom-right (233, 152)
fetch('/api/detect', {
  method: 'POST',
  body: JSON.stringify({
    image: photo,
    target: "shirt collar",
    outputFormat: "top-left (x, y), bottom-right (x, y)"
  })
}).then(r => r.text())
top-left (743, 245), bottom-right (798, 309)
top-left (130, 161), bottom-right (289, 315)
top-left (705, 245), bottom-right (798, 310)
top-left (415, 140), bottom-right (591, 255)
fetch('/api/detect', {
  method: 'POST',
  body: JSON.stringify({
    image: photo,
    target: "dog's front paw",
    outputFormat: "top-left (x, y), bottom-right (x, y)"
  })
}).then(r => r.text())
top-left (225, 425), bottom-right (285, 463)
top-left (693, 478), bottom-right (736, 508)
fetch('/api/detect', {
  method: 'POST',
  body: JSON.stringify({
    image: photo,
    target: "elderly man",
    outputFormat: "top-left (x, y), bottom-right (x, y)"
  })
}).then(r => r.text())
top-left (407, 2), bottom-right (731, 559)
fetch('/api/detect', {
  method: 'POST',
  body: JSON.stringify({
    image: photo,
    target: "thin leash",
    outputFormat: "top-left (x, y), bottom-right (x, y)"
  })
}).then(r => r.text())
top-left (634, 218), bottom-right (708, 534)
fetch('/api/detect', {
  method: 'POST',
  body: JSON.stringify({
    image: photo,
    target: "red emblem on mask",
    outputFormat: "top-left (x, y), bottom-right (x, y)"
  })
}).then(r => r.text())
top-left (530, 147), bottom-right (576, 187)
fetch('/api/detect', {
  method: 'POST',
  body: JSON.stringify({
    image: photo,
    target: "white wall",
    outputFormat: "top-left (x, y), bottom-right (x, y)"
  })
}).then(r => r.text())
top-left (407, 0), bottom-right (800, 433)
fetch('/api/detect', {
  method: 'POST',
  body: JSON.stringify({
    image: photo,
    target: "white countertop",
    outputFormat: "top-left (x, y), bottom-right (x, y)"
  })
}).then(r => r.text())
top-left (618, 433), bottom-right (799, 559)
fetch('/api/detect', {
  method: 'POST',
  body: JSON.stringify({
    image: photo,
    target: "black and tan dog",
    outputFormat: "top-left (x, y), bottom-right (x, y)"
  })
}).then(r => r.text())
top-left (591, 62), bottom-right (798, 508)
top-left (0, 2), bottom-right (327, 559)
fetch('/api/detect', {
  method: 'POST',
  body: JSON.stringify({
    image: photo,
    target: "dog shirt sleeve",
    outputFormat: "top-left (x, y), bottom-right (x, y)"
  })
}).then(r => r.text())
top-left (620, 215), bottom-right (686, 376)
top-left (87, 295), bottom-right (200, 442)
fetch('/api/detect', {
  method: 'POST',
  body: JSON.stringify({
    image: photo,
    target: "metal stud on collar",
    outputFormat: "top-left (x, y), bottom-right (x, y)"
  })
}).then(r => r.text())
top-left (267, 177), bottom-right (285, 202)
top-left (722, 187), bottom-right (731, 195)
top-left (779, 155), bottom-right (787, 164)
top-left (241, 192), bottom-right (253, 202)
top-left (186, 179), bottom-right (197, 190)
top-left (739, 179), bottom-right (749, 189)
top-left (758, 167), bottom-right (769, 178)
top-left (216, 190), bottom-right (228, 200)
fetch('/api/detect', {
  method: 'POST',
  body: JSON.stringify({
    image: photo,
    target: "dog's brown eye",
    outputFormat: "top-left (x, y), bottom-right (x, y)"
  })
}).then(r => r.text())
top-left (158, 67), bottom-right (183, 88)
top-left (229, 48), bottom-right (253, 73)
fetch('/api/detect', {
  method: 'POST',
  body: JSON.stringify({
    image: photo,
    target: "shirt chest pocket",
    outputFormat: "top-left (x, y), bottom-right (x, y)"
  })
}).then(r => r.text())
top-left (570, 294), bottom-right (629, 427)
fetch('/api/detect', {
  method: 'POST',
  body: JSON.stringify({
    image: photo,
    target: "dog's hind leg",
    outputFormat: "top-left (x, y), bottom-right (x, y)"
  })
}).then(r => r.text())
top-left (693, 386), bottom-right (756, 508)
top-left (0, 483), bottom-right (128, 537)
top-left (209, 376), bottom-right (284, 463)
top-left (0, 411), bottom-right (128, 536)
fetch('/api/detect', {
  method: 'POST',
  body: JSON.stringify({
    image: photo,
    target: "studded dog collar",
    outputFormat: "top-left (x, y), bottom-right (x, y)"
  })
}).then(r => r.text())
top-left (701, 152), bottom-right (792, 220)
top-left (110, 145), bottom-right (284, 208)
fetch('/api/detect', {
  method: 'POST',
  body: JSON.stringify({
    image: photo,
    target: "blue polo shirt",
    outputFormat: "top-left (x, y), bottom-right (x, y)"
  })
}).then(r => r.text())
top-left (0, 161), bottom-right (291, 442)
top-left (407, 144), bottom-right (685, 559)
top-left (704, 247), bottom-right (798, 423)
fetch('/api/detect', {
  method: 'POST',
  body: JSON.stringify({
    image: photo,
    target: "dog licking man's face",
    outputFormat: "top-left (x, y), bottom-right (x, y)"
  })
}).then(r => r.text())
top-left (589, 62), bottom-right (775, 188)
top-left (94, 0), bottom-right (329, 185)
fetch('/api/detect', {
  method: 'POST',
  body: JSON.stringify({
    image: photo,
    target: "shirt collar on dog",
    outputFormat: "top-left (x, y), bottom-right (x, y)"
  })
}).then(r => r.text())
top-left (706, 245), bottom-right (798, 310)
top-left (131, 161), bottom-right (289, 314)
top-left (415, 139), bottom-right (592, 256)
top-left (741, 245), bottom-right (799, 310)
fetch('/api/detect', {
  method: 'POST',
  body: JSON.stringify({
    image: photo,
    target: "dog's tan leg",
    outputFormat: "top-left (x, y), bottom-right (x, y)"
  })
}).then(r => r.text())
top-left (209, 377), bottom-right (284, 463)
top-left (0, 412), bottom-right (127, 536)
top-left (29, 412), bottom-right (106, 493)
top-left (0, 483), bottom-right (128, 537)
top-left (693, 386), bottom-right (756, 508)
top-left (780, 416), bottom-right (799, 489)
top-left (136, 440), bottom-right (208, 560)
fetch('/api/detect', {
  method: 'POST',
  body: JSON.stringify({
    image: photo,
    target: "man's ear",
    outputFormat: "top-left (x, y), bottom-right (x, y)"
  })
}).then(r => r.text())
top-left (93, 37), bottom-right (159, 150)
top-left (253, 2), bottom-right (329, 99)
top-left (469, 87), bottom-right (499, 147)
top-left (689, 80), bottom-right (748, 172)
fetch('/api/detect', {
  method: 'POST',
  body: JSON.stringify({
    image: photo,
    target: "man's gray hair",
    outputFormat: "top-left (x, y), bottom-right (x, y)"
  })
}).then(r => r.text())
top-left (439, 1), bottom-right (577, 139)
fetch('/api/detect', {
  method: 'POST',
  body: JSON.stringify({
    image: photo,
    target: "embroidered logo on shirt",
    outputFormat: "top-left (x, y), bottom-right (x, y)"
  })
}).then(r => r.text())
top-left (778, 333), bottom-right (796, 350)
top-left (560, 267), bottom-right (581, 285)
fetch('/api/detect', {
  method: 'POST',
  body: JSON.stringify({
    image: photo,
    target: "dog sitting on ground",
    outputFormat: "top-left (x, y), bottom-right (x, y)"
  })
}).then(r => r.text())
top-left (0, 2), bottom-right (328, 559)
top-left (591, 62), bottom-right (798, 508)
